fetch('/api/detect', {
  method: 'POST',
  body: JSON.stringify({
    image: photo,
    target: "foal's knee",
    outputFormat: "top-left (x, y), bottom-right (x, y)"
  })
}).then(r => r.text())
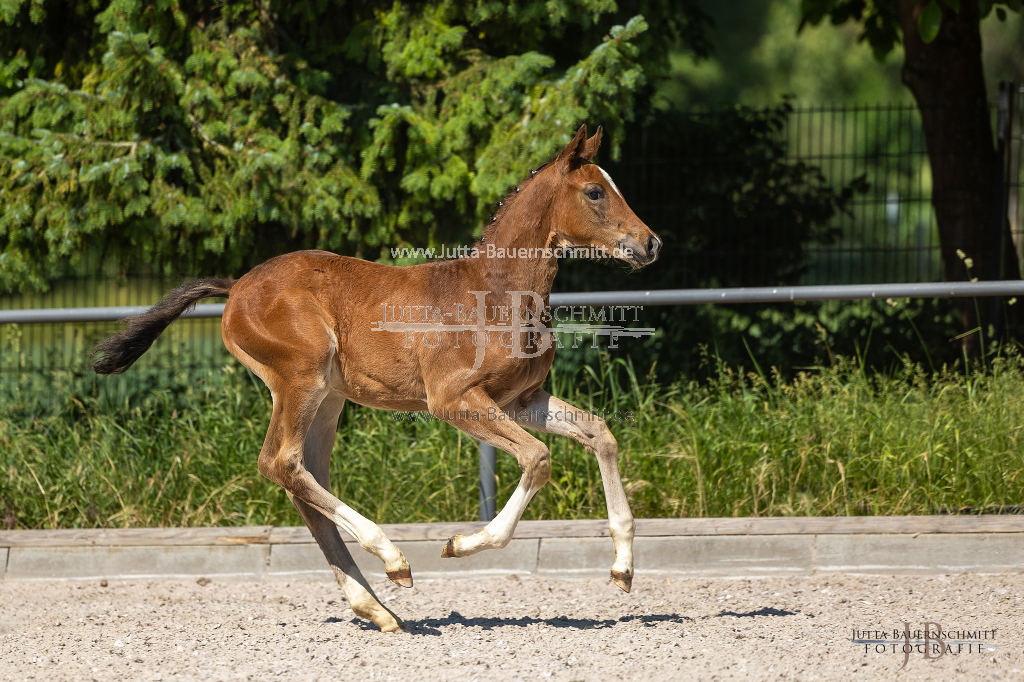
top-left (523, 443), bottom-right (551, 486)
top-left (592, 423), bottom-right (619, 459)
top-left (257, 449), bottom-right (301, 488)
top-left (257, 453), bottom-right (279, 483)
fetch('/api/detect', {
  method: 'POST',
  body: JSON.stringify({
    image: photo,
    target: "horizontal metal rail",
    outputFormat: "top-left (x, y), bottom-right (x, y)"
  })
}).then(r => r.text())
top-left (3, 281), bottom-right (1024, 325)
top-left (549, 280), bottom-right (1024, 307)
top-left (0, 303), bottom-right (226, 325)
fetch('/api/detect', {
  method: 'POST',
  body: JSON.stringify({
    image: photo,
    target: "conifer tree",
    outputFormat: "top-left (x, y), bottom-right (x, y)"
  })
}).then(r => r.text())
top-left (0, 0), bottom-right (710, 290)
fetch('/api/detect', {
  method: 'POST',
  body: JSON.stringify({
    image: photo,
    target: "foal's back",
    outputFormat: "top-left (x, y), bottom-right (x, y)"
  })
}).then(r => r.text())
top-left (220, 249), bottom-right (487, 411)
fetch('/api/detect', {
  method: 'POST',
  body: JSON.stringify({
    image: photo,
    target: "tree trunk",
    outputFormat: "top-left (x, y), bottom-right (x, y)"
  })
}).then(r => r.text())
top-left (896, 0), bottom-right (1020, 352)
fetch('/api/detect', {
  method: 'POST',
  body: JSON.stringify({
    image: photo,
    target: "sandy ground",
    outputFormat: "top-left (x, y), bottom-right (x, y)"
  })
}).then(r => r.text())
top-left (0, 573), bottom-right (1021, 681)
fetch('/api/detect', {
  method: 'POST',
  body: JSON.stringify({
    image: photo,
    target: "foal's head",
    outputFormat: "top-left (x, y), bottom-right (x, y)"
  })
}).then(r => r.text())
top-left (544, 124), bottom-right (661, 269)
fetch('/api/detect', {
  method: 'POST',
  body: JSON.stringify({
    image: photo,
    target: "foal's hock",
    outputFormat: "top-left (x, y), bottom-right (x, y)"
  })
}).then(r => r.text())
top-left (93, 125), bottom-right (661, 632)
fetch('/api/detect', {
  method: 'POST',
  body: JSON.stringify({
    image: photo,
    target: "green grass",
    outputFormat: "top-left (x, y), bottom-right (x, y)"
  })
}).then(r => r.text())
top-left (2, 354), bottom-right (1024, 529)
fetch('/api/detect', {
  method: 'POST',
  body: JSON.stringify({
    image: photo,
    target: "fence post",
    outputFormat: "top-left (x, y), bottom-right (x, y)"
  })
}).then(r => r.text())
top-left (993, 81), bottom-right (1016, 339)
top-left (478, 441), bottom-right (497, 521)
top-left (1013, 86), bottom-right (1024, 267)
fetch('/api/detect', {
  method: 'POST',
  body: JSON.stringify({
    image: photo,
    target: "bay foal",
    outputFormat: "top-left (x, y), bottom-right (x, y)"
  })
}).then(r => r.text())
top-left (93, 125), bottom-right (661, 632)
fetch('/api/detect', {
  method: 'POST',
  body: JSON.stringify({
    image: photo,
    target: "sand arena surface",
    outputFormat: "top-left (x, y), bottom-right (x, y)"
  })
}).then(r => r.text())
top-left (0, 573), bottom-right (1021, 681)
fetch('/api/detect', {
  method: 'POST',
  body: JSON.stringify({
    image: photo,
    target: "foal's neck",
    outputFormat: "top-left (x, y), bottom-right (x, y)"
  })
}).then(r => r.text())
top-left (472, 177), bottom-right (560, 301)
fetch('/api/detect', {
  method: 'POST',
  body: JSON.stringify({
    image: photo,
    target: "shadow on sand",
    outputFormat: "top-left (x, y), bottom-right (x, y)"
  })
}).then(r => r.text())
top-left (329, 606), bottom-right (801, 633)
top-left (716, 607), bottom-right (799, 618)
top-left (334, 611), bottom-right (693, 635)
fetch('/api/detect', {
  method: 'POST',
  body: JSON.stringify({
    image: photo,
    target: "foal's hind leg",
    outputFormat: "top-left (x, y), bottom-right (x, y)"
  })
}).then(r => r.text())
top-left (512, 390), bottom-right (635, 592)
top-left (231, 316), bottom-right (413, 591)
top-left (258, 378), bottom-right (413, 589)
top-left (287, 394), bottom-right (404, 632)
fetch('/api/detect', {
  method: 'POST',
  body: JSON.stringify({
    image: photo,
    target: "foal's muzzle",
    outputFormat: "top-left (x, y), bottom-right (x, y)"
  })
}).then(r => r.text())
top-left (624, 232), bottom-right (661, 268)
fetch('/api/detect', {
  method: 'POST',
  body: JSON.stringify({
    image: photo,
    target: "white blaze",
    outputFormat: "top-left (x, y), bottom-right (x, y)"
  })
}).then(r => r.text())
top-left (598, 166), bottom-right (622, 198)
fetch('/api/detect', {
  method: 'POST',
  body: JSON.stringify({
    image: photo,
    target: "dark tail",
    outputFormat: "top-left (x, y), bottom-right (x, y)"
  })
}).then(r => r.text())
top-left (92, 278), bottom-right (235, 375)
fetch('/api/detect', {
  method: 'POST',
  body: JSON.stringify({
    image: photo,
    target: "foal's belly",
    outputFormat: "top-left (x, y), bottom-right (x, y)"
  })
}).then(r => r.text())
top-left (330, 328), bottom-right (553, 414)
top-left (329, 329), bottom-right (430, 411)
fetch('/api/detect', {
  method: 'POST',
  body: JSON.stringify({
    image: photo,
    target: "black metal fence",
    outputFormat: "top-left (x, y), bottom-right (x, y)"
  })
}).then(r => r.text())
top-left (796, 88), bottom-right (1022, 285)
top-left (1, 92), bottom-right (1022, 377)
top-left (610, 90), bottom-right (1023, 288)
top-left (788, 103), bottom-right (940, 284)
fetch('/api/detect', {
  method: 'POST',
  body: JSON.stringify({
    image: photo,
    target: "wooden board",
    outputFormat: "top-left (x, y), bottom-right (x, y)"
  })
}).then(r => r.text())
top-left (0, 526), bottom-right (272, 547)
top-left (2, 516), bottom-right (1022, 547)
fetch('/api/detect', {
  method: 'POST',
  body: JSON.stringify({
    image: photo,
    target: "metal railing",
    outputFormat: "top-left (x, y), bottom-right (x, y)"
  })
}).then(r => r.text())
top-left (4, 280), bottom-right (1024, 520)
top-left (0, 304), bottom-right (226, 324)
top-left (6, 280), bottom-right (1024, 325)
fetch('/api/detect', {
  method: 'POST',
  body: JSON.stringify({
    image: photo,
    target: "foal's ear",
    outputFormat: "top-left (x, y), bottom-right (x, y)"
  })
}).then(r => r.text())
top-left (578, 126), bottom-right (602, 161)
top-left (554, 124), bottom-right (589, 169)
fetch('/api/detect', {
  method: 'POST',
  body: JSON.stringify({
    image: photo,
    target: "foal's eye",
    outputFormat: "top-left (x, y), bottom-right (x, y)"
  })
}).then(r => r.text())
top-left (588, 189), bottom-right (601, 200)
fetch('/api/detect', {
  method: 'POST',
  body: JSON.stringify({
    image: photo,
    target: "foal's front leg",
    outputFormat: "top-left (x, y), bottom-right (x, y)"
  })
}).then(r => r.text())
top-left (436, 387), bottom-right (552, 558)
top-left (511, 390), bottom-right (635, 592)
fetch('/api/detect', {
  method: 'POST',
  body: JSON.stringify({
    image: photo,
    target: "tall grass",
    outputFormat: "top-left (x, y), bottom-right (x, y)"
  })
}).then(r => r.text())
top-left (2, 354), bottom-right (1024, 529)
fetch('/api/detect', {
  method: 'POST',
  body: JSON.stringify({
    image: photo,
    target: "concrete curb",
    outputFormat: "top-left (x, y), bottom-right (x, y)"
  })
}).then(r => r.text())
top-left (1, 516), bottom-right (1022, 582)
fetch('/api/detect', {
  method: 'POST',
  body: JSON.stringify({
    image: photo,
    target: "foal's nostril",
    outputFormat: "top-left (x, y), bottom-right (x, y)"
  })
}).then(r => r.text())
top-left (647, 235), bottom-right (661, 259)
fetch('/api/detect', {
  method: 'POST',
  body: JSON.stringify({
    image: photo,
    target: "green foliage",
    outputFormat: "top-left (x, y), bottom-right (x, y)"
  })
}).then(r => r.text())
top-left (0, 0), bottom-right (711, 291)
top-left (552, 292), bottom-right (963, 385)
top-left (4, 355), bottom-right (1024, 529)
top-left (918, 1), bottom-right (944, 43)
top-left (662, 296), bottom-right (962, 380)
top-left (799, 0), bottom-right (1022, 60)
top-left (620, 353), bottom-right (1024, 518)
top-left (659, 0), bottom-right (908, 108)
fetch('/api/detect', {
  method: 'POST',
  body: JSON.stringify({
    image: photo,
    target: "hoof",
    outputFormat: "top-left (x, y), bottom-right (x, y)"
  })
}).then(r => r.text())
top-left (352, 603), bottom-right (405, 633)
top-left (379, 615), bottom-right (405, 633)
top-left (441, 535), bottom-right (460, 558)
top-left (387, 566), bottom-right (413, 588)
top-left (610, 569), bottom-right (633, 593)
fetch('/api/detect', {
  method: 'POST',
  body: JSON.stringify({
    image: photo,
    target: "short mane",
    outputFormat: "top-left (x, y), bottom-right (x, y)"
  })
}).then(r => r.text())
top-left (479, 162), bottom-right (551, 244)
